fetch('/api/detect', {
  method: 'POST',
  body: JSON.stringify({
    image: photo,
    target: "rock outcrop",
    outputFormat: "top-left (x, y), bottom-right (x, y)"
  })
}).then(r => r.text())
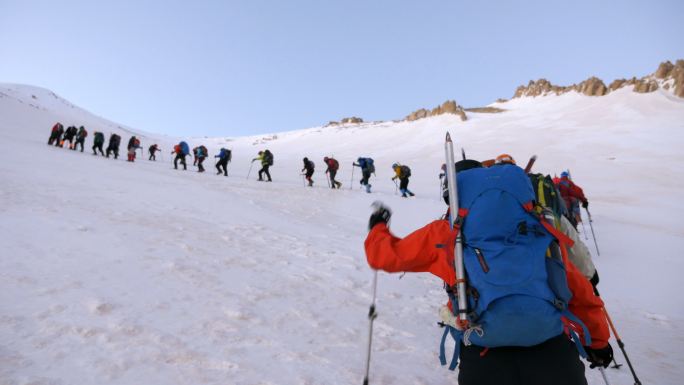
top-left (633, 79), bottom-right (659, 93)
top-left (671, 60), bottom-right (684, 98)
top-left (576, 77), bottom-right (608, 96)
top-left (514, 79), bottom-right (570, 98)
top-left (340, 117), bottom-right (363, 124)
top-left (512, 59), bottom-right (684, 99)
top-left (325, 117), bottom-right (363, 126)
top-left (406, 100), bottom-right (466, 122)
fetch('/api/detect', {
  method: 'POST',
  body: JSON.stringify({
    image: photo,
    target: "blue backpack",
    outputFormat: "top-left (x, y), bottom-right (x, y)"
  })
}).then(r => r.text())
top-left (180, 141), bottom-right (190, 155)
top-left (219, 148), bottom-right (231, 161)
top-left (440, 164), bottom-right (590, 370)
top-left (358, 157), bottom-right (375, 173)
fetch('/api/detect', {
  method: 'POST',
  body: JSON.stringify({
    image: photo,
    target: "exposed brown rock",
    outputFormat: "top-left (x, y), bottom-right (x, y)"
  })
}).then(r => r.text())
top-left (655, 61), bottom-right (674, 79)
top-left (633, 79), bottom-right (659, 93)
top-left (496, 98), bottom-right (509, 103)
top-left (406, 100), bottom-right (467, 122)
top-left (576, 77), bottom-right (608, 96)
top-left (672, 60), bottom-right (684, 97)
top-left (340, 117), bottom-right (363, 124)
top-left (513, 79), bottom-right (572, 98)
top-left (609, 79), bottom-right (626, 91)
top-left (406, 108), bottom-right (429, 121)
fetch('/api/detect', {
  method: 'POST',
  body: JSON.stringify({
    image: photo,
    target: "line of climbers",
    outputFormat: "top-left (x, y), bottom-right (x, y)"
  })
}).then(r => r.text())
top-left (48, 123), bottom-right (590, 210)
top-left (365, 153), bottom-right (606, 385)
top-left (49, 123), bottom-right (413, 193)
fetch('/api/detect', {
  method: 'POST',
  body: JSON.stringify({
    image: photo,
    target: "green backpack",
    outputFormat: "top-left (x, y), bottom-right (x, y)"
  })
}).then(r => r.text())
top-left (528, 173), bottom-right (565, 223)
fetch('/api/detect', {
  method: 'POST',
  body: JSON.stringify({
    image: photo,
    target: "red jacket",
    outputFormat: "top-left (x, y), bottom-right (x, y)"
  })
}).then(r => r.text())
top-left (557, 177), bottom-right (588, 209)
top-left (364, 220), bottom-right (609, 349)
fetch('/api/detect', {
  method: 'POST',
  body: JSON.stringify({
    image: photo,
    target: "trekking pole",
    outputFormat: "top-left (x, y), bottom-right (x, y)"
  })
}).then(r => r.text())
top-left (444, 132), bottom-right (469, 325)
top-left (603, 306), bottom-right (641, 385)
top-left (247, 162), bottom-right (254, 180)
top-left (585, 208), bottom-right (601, 256)
top-left (363, 269), bottom-right (379, 385)
top-left (393, 179), bottom-right (398, 195)
top-left (580, 215), bottom-right (590, 241)
top-left (598, 367), bottom-right (611, 385)
top-left (326, 172), bottom-right (331, 188)
top-left (350, 164), bottom-right (355, 190)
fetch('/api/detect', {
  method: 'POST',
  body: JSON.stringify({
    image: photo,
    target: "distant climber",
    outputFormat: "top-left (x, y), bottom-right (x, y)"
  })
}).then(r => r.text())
top-left (392, 163), bottom-right (415, 197)
top-left (62, 126), bottom-right (78, 148)
top-left (48, 122), bottom-right (64, 146)
top-left (215, 148), bottom-right (232, 176)
top-left (172, 141), bottom-right (190, 170)
top-left (106, 133), bottom-right (121, 159)
top-left (73, 126), bottom-right (88, 152)
top-left (324, 156), bottom-right (342, 189)
top-left (148, 144), bottom-right (159, 161)
top-left (196, 145), bottom-right (208, 172)
top-left (301, 157), bottom-right (315, 186)
top-left (556, 171), bottom-right (589, 229)
top-left (92, 131), bottom-right (105, 156)
top-left (353, 157), bottom-right (375, 193)
top-left (127, 136), bottom-right (141, 162)
top-left (252, 150), bottom-right (273, 181)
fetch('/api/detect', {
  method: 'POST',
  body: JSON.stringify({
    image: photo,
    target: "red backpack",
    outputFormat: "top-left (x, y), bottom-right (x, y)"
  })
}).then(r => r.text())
top-left (329, 158), bottom-right (339, 171)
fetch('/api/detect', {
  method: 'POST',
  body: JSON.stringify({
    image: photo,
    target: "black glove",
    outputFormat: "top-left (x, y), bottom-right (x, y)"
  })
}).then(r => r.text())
top-left (582, 201), bottom-right (589, 209)
top-left (368, 205), bottom-right (391, 231)
top-left (585, 343), bottom-right (613, 369)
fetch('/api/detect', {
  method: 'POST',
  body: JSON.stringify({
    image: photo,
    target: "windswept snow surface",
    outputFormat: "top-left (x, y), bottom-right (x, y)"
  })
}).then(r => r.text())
top-left (1, 83), bottom-right (683, 384)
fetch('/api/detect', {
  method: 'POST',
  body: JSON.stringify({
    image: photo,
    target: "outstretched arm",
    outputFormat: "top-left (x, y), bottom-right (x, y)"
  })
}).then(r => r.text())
top-left (365, 221), bottom-right (455, 283)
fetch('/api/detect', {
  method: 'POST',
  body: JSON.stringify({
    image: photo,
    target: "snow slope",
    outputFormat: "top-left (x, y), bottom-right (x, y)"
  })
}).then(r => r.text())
top-left (1, 83), bottom-right (683, 385)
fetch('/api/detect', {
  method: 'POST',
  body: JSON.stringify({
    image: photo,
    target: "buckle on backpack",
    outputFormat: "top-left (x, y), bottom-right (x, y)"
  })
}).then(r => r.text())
top-left (553, 298), bottom-right (567, 310)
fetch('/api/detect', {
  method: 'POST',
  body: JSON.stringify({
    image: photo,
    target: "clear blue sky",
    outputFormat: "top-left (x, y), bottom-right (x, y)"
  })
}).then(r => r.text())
top-left (1, 0), bottom-right (682, 136)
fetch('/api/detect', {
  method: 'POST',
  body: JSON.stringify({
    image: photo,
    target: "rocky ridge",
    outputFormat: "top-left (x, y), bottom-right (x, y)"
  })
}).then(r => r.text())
top-left (325, 60), bottom-right (683, 126)
top-left (325, 117), bottom-right (364, 126)
top-left (405, 100), bottom-right (467, 122)
top-left (511, 60), bottom-right (684, 99)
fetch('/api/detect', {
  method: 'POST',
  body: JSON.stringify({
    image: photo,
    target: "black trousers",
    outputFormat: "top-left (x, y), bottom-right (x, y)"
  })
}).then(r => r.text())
top-left (149, 151), bottom-right (156, 161)
top-left (400, 177), bottom-right (409, 190)
top-left (197, 157), bottom-right (205, 172)
top-left (458, 334), bottom-right (587, 385)
top-left (328, 170), bottom-right (341, 188)
top-left (48, 133), bottom-right (59, 145)
top-left (360, 170), bottom-right (371, 185)
top-left (259, 165), bottom-right (271, 181)
top-left (63, 136), bottom-right (74, 148)
top-left (74, 138), bottom-right (85, 152)
top-left (106, 145), bottom-right (119, 159)
top-left (216, 159), bottom-right (228, 175)
top-left (93, 142), bottom-right (104, 155)
top-left (174, 153), bottom-right (187, 170)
